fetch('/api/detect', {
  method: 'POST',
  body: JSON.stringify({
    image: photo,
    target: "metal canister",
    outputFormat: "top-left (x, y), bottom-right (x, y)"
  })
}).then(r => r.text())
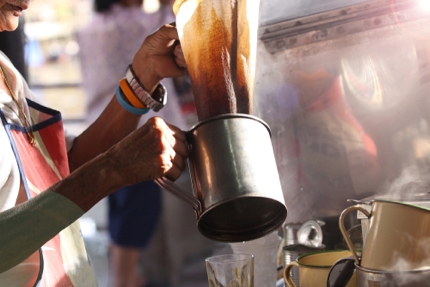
top-left (283, 222), bottom-right (302, 246)
top-left (283, 220), bottom-right (325, 247)
top-left (297, 220), bottom-right (324, 248)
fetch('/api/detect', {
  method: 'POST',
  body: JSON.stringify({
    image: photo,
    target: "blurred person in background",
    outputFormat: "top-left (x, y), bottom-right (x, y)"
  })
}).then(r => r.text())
top-left (77, 0), bottom-right (188, 286)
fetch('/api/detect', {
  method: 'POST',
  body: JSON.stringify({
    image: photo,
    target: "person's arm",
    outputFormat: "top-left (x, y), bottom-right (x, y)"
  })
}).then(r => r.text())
top-left (68, 24), bottom-right (187, 171)
top-left (0, 24), bottom-right (189, 273)
top-left (0, 115), bottom-right (189, 274)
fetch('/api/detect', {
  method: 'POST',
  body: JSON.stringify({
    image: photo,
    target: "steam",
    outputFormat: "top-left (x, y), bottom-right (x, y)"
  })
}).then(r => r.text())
top-left (376, 165), bottom-right (430, 203)
top-left (383, 233), bottom-right (430, 271)
top-left (365, 165), bottom-right (430, 284)
top-left (378, 236), bottom-right (430, 286)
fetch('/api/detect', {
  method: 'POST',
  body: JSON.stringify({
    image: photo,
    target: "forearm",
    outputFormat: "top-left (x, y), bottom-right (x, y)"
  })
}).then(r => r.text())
top-left (57, 152), bottom-right (120, 211)
top-left (68, 94), bottom-right (141, 172)
top-left (0, 154), bottom-right (118, 273)
top-left (0, 191), bottom-right (84, 273)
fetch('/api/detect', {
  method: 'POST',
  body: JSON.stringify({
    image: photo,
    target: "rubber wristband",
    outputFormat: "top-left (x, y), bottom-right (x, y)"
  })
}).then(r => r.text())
top-left (119, 78), bottom-right (147, 109)
top-left (116, 86), bottom-right (150, 115)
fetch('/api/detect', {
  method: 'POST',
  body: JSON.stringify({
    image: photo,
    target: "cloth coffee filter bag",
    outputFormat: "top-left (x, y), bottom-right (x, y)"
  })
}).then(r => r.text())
top-left (173, 0), bottom-right (261, 121)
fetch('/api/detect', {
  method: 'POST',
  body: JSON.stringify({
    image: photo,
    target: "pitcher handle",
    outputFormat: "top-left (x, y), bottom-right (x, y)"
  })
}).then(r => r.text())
top-left (339, 205), bottom-right (371, 265)
top-left (283, 261), bottom-right (299, 287)
top-left (155, 177), bottom-right (203, 219)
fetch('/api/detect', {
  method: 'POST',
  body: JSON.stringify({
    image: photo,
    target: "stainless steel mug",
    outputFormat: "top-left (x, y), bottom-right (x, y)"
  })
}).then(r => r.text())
top-left (356, 264), bottom-right (430, 287)
top-left (155, 114), bottom-right (287, 242)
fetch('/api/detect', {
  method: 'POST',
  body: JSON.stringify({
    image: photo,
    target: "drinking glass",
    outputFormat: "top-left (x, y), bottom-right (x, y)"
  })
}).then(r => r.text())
top-left (206, 254), bottom-right (254, 287)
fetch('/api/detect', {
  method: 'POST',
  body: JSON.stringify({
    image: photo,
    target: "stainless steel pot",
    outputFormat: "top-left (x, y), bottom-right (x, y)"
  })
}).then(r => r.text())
top-left (356, 264), bottom-right (430, 287)
top-left (156, 114), bottom-right (288, 242)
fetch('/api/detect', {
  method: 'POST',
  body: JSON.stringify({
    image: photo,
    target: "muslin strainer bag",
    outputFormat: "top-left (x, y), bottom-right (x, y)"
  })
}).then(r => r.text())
top-left (173, 0), bottom-right (261, 121)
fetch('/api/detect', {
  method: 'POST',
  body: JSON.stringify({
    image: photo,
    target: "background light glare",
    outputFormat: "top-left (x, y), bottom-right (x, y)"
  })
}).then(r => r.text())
top-left (418, 0), bottom-right (430, 12)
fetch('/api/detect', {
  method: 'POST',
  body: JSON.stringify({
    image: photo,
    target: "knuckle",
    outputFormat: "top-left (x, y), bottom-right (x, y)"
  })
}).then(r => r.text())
top-left (154, 153), bottom-right (172, 175)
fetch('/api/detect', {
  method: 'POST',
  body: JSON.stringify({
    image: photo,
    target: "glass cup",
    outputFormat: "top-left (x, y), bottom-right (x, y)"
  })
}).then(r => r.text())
top-left (229, 231), bottom-right (281, 287)
top-left (206, 254), bottom-right (254, 287)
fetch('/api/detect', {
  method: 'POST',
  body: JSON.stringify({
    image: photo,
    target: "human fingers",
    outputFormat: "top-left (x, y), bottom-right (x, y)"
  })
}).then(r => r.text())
top-left (164, 123), bottom-right (189, 159)
top-left (158, 123), bottom-right (189, 181)
top-left (146, 24), bottom-right (179, 52)
top-left (150, 25), bottom-right (187, 76)
top-left (167, 151), bottom-right (186, 177)
top-left (162, 23), bottom-right (187, 68)
top-left (166, 122), bottom-right (187, 142)
top-left (112, 118), bottom-right (174, 180)
top-left (151, 117), bottom-right (189, 169)
top-left (131, 24), bottom-right (183, 92)
top-left (159, 138), bottom-right (186, 181)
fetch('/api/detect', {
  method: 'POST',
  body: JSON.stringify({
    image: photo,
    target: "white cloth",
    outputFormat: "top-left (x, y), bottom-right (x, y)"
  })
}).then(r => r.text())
top-left (0, 52), bottom-right (94, 287)
top-left (0, 52), bottom-right (75, 212)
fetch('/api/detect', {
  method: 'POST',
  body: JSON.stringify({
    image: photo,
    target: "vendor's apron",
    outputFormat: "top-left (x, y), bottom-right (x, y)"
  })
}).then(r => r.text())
top-left (0, 99), bottom-right (97, 287)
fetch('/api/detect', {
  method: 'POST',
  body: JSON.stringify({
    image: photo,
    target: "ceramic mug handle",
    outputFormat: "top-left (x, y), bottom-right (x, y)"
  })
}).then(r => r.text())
top-left (283, 261), bottom-right (299, 287)
top-left (339, 205), bottom-right (371, 265)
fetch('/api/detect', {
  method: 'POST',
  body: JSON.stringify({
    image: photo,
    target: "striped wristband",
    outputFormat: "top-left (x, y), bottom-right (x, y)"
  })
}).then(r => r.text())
top-left (116, 86), bottom-right (150, 115)
top-left (119, 78), bottom-right (147, 109)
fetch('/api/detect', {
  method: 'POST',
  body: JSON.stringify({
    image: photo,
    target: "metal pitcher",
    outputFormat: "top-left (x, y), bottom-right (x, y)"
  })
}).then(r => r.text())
top-left (340, 200), bottom-right (430, 271)
top-left (155, 114), bottom-right (287, 242)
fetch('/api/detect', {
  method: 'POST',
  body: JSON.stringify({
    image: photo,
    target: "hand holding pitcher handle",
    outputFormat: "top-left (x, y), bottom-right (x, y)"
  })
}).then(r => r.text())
top-left (339, 205), bottom-right (371, 265)
top-left (154, 130), bottom-right (203, 219)
top-left (283, 261), bottom-right (299, 287)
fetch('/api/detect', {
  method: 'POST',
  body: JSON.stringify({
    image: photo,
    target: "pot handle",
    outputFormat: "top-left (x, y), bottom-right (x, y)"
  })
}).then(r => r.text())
top-left (283, 261), bottom-right (299, 287)
top-left (339, 205), bottom-right (371, 265)
top-left (155, 177), bottom-right (203, 219)
top-left (154, 130), bottom-right (203, 219)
